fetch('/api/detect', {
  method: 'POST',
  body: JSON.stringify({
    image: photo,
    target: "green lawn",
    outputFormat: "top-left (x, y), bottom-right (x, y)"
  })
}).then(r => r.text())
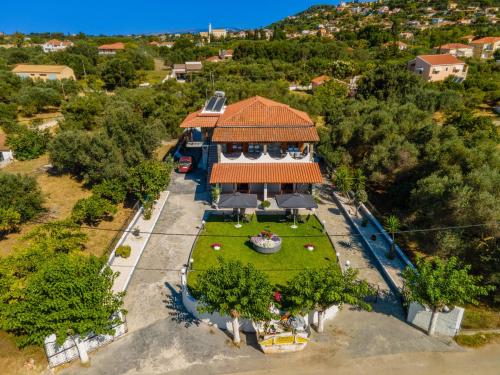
top-left (189, 214), bottom-right (337, 288)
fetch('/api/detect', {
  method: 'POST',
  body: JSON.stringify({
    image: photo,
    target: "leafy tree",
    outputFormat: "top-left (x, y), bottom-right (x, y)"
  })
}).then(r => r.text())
top-left (0, 254), bottom-right (125, 347)
top-left (100, 58), bottom-right (136, 89)
top-left (284, 266), bottom-right (373, 332)
top-left (23, 219), bottom-right (87, 254)
top-left (60, 93), bottom-right (105, 131)
top-left (195, 258), bottom-right (274, 344)
top-left (7, 128), bottom-right (50, 160)
top-left (402, 257), bottom-right (495, 335)
top-left (384, 215), bottom-right (400, 259)
top-left (92, 179), bottom-right (127, 204)
top-left (71, 195), bottom-right (117, 226)
top-left (17, 86), bottom-right (61, 116)
top-left (0, 172), bottom-right (44, 222)
top-left (127, 158), bottom-right (172, 205)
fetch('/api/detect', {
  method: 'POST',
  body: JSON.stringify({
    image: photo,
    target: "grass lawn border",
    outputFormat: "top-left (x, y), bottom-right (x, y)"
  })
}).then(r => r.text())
top-left (187, 211), bottom-right (339, 289)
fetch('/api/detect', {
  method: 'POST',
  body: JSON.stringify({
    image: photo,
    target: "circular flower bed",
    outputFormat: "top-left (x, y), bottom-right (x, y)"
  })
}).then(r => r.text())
top-left (211, 243), bottom-right (222, 251)
top-left (251, 231), bottom-right (282, 254)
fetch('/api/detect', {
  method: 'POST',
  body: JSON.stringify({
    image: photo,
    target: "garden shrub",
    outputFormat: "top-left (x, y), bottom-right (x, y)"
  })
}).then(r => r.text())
top-left (115, 245), bottom-right (131, 258)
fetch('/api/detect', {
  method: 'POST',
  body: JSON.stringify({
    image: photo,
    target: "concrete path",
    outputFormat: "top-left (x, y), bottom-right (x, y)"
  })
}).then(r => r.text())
top-left (109, 191), bottom-right (170, 293)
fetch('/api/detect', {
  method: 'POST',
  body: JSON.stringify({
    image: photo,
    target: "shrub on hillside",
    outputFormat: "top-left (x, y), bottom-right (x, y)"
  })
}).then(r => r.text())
top-left (0, 172), bottom-right (44, 222)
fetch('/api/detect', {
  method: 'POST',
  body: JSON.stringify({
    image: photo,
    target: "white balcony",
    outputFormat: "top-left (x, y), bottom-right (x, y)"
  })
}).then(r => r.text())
top-left (220, 151), bottom-right (312, 164)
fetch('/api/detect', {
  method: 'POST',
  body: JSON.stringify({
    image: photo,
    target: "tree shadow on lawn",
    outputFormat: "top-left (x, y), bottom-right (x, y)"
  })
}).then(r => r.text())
top-left (163, 282), bottom-right (200, 328)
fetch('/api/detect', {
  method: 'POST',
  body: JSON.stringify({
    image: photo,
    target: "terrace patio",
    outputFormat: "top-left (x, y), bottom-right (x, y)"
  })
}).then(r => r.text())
top-left (188, 213), bottom-right (338, 288)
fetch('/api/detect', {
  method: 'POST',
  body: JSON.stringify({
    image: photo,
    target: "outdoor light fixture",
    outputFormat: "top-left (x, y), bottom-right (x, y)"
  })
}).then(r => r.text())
top-left (345, 260), bottom-right (351, 269)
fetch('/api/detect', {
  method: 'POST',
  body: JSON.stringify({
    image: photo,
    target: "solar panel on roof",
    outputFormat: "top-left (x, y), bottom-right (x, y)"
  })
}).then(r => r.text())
top-left (214, 97), bottom-right (226, 112)
top-left (205, 97), bottom-right (217, 111)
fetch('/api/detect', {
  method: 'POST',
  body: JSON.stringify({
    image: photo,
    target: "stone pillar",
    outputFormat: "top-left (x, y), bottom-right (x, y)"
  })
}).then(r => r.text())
top-left (309, 143), bottom-right (314, 161)
top-left (263, 144), bottom-right (268, 154)
top-left (263, 183), bottom-right (268, 201)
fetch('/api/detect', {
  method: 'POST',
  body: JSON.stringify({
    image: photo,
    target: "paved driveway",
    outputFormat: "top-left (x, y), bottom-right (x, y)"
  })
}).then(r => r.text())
top-left (64, 176), bottom-right (468, 375)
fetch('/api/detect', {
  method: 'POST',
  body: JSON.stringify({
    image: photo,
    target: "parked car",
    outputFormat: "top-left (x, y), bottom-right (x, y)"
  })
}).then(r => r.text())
top-left (177, 156), bottom-right (193, 173)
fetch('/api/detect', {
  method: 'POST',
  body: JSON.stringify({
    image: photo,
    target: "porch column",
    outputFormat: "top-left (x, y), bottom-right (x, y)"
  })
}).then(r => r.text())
top-left (263, 144), bottom-right (268, 154)
top-left (216, 144), bottom-right (222, 162)
top-left (263, 183), bottom-right (268, 201)
top-left (293, 183), bottom-right (296, 193)
top-left (309, 143), bottom-right (314, 161)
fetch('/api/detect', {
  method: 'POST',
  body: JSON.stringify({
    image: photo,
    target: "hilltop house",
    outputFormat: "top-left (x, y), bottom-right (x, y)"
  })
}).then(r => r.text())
top-left (98, 42), bottom-right (125, 55)
top-left (168, 61), bottom-right (203, 82)
top-left (42, 39), bottom-right (74, 53)
top-left (435, 43), bottom-right (474, 57)
top-left (0, 133), bottom-right (13, 164)
top-left (408, 54), bottom-right (468, 82)
top-left (470, 37), bottom-right (500, 59)
top-left (180, 93), bottom-right (322, 199)
top-left (12, 64), bottom-right (76, 80)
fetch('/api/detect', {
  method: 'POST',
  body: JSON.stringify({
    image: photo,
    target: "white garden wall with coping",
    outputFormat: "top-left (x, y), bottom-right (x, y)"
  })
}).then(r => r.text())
top-left (407, 302), bottom-right (464, 337)
top-left (180, 270), bottom-right (339, 334)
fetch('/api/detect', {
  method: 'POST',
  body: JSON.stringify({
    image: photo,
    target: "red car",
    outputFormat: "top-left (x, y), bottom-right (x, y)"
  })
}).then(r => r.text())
top-left (177, 156), bottom-right (193, 173)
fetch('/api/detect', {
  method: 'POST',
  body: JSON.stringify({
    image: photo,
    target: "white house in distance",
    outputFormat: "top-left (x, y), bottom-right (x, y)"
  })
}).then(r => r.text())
top-left (42, 39), bottom-right (74, 53)
top-left (469, 37), bottom-right (500, 59)
top-left (98, 42), bottom-right (125, 55)
top-left (0, 133), bottom-right (13, 164)
top-left (435, 43), bottom-right (474, 58)
top-left (408, 54), bottom-right (468, 82)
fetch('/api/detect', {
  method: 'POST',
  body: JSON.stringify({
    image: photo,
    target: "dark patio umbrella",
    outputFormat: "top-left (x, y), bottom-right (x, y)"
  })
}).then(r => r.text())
top-left (275, 193), bottom-right (318, 209)
top-left (276, 193), bottom-right (318, 228)
top-left (218, 193), bottom-right (258, 227)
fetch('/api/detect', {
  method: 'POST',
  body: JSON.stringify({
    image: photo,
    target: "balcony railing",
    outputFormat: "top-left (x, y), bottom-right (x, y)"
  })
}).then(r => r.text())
top-left (220, 151), bottom-right (312, 164)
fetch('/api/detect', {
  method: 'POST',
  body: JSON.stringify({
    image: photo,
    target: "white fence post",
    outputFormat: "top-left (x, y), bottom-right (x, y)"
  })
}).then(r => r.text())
top-left (74, 335), bottom-right (89, 364)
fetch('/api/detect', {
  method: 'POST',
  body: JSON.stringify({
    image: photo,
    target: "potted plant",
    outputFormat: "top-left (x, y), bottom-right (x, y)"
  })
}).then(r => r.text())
top-left (211, 243), bottom-right (222, 251)
top-left (304, 244), bottom-right (315, 252)
top-left (261, 200), bottom-right (271, 210)
top-left (211, 186), bottom-right (220, 206)
top-left (132, 226), bottom-right (141, 237)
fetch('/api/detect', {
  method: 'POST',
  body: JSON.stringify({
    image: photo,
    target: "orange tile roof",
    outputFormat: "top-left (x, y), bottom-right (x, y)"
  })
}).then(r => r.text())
top-left (217, 96), bottom-right (313, 127)
top-left (311, 75), bottom-right (331, 84)
top-left (180, 111), bottom-right (219, 128)
top-left (438, 43), bottom-right (472, 49)
top-left (98, 42), bottom-right (125, 50)
top-left (0, 133), bottom-right (10, 151)
top-left (470, 37), bottom-right (500, 44)
top-left (417, 54), bottom-right (465, 65)
top-left (212, 127), bottom-right (319, 142)
top-left (180, 96), bottom-right (314, 130)
top-left (210, 163), bottom-right (323, 184)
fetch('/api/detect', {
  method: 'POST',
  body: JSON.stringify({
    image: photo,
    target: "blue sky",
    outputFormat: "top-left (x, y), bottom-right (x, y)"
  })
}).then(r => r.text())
top-left (1, 0), bottom-right (341, 35)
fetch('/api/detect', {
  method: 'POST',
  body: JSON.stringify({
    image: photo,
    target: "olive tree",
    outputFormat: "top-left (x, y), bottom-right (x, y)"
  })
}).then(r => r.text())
top-left (402, 257), bottom-right (494, 336)
top-left (285, 266), bottom-right (374, 333)
top-left (195, 258), bottom-right (274, 344)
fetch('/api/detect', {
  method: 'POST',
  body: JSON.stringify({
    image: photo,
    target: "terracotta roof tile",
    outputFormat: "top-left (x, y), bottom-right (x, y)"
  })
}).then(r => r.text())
top-left (212, 127), bottom-right (319, 142)
top-left (210, 163), bottom-right (323, 184)
top-left (12, 64), bottom-right (71, 74)
top-left (180, 111), bottom-right (219, 128)
top-left (438, 43), bottom-right (472, 49)
top-left (217, 96), bottom-right (313, 127)
top-left (98, 42), bottom-right (125, 50)
top-left (470, 37), bottom-right (500, 44)
top-left (417, 54), bottom-right (465, 65)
